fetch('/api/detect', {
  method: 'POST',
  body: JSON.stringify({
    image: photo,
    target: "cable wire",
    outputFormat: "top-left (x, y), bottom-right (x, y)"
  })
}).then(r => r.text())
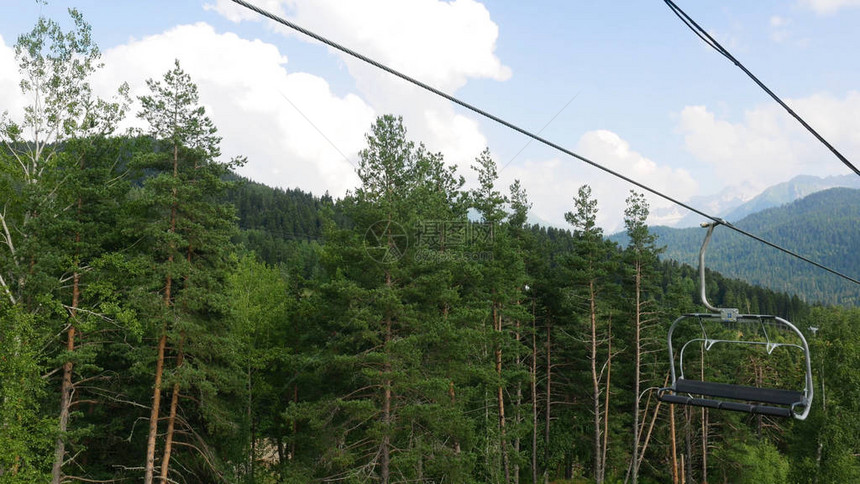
top-left (229, 0), bottom-right (860, 287)
top-left (664, 0), bottom-right (860, 179)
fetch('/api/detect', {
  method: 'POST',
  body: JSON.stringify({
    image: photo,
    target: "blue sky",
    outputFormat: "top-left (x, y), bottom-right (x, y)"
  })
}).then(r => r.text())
top-left (3, 0), bottom-right (859, 231)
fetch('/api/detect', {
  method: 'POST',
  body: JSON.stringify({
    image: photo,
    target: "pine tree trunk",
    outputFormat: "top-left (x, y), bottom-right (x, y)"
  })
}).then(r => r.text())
top-left (514, 318), bottom-right (522, 484)
top-left (589, 279), bottom-right (603, 483)
top-left (670, 404), bottom-right (678, 484)
top-left (159, 333), bottom-right (185, 483)
top-left (701, 349), bottom-right (709, 484)
top-left (631, 265), bottom-right (642, 484)
top-left (680, 454), bottom-right (686, 484)
top-left (144, 330), bottom-right (167, 484)
top-left (377, 217), bottom-right (398, 484)
top-left (601, 318), bottom-right (612, 484)
top-left (637, 374), bottom-right (670, 471)
top-left (544, 317), bottom-right (552, 484)
top-left (52, 182), bottom-right (84, 484)
top-left (495, 305), bottom-right (510, 483)
top-left (382, 373), bottom-right (391, 484)
top-left (144, 144), bottom-right (179, 484)
top-left (531, 301), bottom-right (538, 484)
top-left (684, 406), bottom-right (693, 483)
top-left (51, 269), bottom-right (79, 484)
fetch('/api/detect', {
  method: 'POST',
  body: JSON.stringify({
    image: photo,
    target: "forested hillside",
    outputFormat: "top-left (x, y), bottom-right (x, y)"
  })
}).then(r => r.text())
top-left (616, 188), bottom-right (860, 306)
top-left (4, 11), bottom-right (860, 484)
top-left (223, 179), bottom-right (334, 277)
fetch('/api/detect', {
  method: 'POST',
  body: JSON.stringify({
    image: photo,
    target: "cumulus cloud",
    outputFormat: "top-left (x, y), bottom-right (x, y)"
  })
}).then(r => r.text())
top-left (206, 0), bottom-right (510, 176)
top-left (798, 0), bottom-right (860, 14)
top-left (505, 130), bottom-right (698, 233)
top-left (208, 0), bottom-right (510, 90)
top-left (90, 22), bottom-right (375, 196)
top-left (0, 35), bottom-right (26, 123)
top-left (679, 92), bottom-right (860, 193)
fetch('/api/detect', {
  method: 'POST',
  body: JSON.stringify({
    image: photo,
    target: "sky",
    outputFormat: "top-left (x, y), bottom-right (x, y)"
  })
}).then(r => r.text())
top-left (2, 0), bottom-right (860, 232)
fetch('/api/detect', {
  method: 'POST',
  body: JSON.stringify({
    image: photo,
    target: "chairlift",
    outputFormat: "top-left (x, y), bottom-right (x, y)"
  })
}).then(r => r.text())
top-left (657, 222), bottom-right (814, 420)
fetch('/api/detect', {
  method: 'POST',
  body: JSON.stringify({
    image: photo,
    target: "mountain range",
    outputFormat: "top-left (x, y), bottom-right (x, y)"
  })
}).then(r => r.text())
top-left (614, 186), bottom-right (860, 306)
top-left (652, 174), bottom-right (860, 228)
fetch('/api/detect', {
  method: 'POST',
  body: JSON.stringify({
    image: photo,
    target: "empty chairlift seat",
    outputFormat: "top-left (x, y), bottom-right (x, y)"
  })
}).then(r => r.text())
top-left (657, 223), bottom-right (814, 420)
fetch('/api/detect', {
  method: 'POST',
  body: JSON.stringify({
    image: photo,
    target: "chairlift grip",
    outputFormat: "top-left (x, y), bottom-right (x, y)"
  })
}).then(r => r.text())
top-left (699, 222), bottom-right (720, 312)
top-left (699, 222), bottom-right (739, 321)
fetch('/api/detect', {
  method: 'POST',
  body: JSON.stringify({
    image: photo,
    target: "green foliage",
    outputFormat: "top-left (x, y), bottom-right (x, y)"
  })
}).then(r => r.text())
top-left (715, 440), bottom-right (790, 484)
top-left (0, 306), bottom-right (53, 482)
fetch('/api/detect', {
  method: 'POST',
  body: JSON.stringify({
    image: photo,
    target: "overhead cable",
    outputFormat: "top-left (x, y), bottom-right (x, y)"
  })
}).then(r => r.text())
top-left (664, 0), bottom-right (860, 179)
top-left (229, 0), bottom-right (860, 287)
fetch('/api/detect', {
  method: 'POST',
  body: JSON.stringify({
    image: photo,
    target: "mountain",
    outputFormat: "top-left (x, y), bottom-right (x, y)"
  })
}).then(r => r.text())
top-left (664, 181), bottom-right (758, 228)
top-left (722, 174), bottom-right (860, 222)
top-left (617, 187), bottom-right (860, 306)
top-left (655, 174), bottom-right (860, 228)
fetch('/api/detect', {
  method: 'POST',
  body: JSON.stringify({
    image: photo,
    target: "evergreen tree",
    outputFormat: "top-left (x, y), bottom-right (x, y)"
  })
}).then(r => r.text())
top-left (300, 115), bottom-right (474, 483)
top-left (469, 150), bottom-right (531, 483)
top-left (623, 190), bottom-right (663, 484)
top-left (563, 185), bottom-right (618, 483)
top-left (132, 59), bottom-right (244, 483)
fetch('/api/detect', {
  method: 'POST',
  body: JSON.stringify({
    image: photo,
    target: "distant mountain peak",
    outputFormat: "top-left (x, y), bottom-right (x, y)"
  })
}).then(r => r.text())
top-left (658, 174), bottom-right (860, 228)
top-left (722, 173), bottom-right (860, 222)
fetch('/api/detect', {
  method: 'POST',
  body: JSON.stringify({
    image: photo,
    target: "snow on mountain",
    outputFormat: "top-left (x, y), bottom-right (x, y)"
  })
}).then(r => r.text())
top-left (652, 174), bottom-right (860, 228)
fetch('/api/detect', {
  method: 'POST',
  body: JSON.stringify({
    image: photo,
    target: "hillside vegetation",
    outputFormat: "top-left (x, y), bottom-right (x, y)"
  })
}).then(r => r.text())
top-left (612, 187), bottom-right (860, 306)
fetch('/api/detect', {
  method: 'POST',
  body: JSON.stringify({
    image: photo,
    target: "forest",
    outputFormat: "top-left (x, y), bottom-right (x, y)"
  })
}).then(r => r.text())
top-left (2, 10), bottom-right (860, 484)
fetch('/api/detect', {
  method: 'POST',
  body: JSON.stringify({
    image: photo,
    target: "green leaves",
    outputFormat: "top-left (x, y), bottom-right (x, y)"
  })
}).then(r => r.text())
top-left (0, 306), bottom-right (53, 482)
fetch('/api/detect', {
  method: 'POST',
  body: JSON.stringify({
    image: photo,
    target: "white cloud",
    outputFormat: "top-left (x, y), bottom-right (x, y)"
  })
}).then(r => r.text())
top-left (770, 16), bottom-right (789, 27)
top-left (208, 0), bottom-right (510, 90)
top-left (679, 92), bottom-right (860, 193)
top-left (769, 16), bottom-right (791, 43)
top-left (505, 130), bottom-right (699, 233)
top-left (799, 0), bottom-right (860, 14)
top-left (206, 0), bottom-right (510, 180)
top-left (91, 22), bottom-right (375, 196)
top-left (204, 0), bottom-right (287, 22)
top-left (0, 35), bottom-right (26, 124)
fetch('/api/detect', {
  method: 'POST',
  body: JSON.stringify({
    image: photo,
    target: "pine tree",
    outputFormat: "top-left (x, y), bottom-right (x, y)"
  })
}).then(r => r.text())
top-left (469, 150), bottom-right (531, 483)
top-left (623, 191), bottom-right (663, 484)
top-left (133, 59), bottom-right (243, 483)
top-left (563, 185), bottom-right (616, 483)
